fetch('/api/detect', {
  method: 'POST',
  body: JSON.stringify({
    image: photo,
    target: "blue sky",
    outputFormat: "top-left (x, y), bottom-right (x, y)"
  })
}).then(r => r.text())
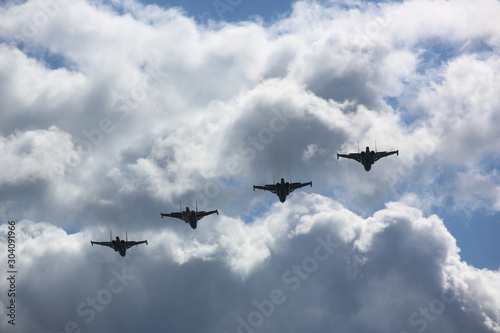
top-left (139, 0), bottom-right (295, 22)
top-left (0, 0), bottom-right (499, 332)
top-left (443, 209), bottom-right (499, 270)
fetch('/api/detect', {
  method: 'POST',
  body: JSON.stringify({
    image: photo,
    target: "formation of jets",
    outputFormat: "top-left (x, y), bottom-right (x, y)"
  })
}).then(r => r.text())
top-left (91, 144), bottom-right (398, 256)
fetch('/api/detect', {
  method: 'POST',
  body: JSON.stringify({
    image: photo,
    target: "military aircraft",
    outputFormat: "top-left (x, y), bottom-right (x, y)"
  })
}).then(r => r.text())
top-left (91, 231), bottom-right (148, 257)
top-left (253, 176), bottom-right (312, 203)
top-left (337, 146), bottom-right (398, 171)
top-left (161, 202), bottom-right (218, 229)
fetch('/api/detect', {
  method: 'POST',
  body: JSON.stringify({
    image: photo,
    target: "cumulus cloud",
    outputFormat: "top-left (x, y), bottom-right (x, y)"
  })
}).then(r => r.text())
top-left (0, 0), bottom-right (499, 332)
top-left (0, 0), bottom-right (498, 216)
top-left (1, 196), bottom-right (499, 332)
top-left (0, 126), bottom-right (80, 185)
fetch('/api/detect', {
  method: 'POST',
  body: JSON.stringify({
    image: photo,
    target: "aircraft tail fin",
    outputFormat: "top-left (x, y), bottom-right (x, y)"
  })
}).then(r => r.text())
top-left (126, 230), bottom-right (128, 242)
top-left (196, 201), bottom-right (198, 213)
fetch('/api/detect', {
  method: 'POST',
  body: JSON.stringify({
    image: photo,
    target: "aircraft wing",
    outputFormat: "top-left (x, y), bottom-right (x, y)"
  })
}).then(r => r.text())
top-left (253, 185), bottom-right (277, 194)
top-left (289, 181), bottom-right (312, 192)
top-left (374, 150), bottom-right (398, 161)
top-left (196, 210), bottom-right (219, 220)
top-left (161, 212), bottom-right (183, 220)
top-left (91, 241), bottom-right (112, 248)
top-left (337, 153), bottom-right (362, 163)
top-left (125, 240), bottom-right (148, 249)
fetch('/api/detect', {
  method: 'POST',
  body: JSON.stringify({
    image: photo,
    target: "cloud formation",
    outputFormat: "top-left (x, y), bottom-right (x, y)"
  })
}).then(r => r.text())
top-left (0, 0), bottom-right (499, 332)
top-left (1, 195), bottom-right (499, 332)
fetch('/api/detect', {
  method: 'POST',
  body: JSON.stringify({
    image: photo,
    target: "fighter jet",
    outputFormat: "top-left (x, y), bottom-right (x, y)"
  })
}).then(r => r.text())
top-left (91, 231), bottom-right (148, 257)
top-left (253, 177), bottom-right (312, 203)
top-left (161, 202), bottom-right (218, 229)
top-left (337, 146), bottom-right (398, 171)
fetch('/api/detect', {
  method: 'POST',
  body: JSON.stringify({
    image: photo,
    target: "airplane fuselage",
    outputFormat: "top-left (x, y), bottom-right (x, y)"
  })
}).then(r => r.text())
top-left (182, 208), bottom-right (198, 229)
top-left (276, 178), bottom-right (290, 203)
top-left (111, 237), bottom-right (127, 257)
top-left (360, 147), bottom-right (375, 171)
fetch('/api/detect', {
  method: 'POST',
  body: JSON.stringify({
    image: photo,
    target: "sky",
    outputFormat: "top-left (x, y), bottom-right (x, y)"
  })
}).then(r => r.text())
top-left (0, 0), bottom-right (499, 332)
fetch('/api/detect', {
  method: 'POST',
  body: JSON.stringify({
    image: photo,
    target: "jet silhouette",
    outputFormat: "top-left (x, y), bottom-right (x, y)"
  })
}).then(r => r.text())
top-left (337, 146), bottom-right (398, 171)
top-left (253, 177), bottom-right (312, 203)
top-left (161, 203), bottom-right (218, 229)
top-left (91, 231), bottom-right (147, 257)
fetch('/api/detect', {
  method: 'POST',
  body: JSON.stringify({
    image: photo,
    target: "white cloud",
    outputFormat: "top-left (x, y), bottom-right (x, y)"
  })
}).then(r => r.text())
top-left (0, 44), bottom-right (88, 114)
top-left (450, 170), bottom-right (500, 212)
top-left (1, 196), bottom-right (499, 332)
top-left (0, 126), bottom-right (80, 185)
top-left (0, 0), bottom-right (500, 331)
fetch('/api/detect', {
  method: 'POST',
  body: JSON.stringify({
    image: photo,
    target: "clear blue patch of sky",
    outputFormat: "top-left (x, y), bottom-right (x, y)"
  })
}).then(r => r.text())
top-left (135, 0), bottom-right (295, 23)
top-left (66, 225), bottom-right (82, 235)
top-left (415, 39), bottom-right (458, 75)
top-left (134, 0), bottom-right (405, 23)
top-left (437, 207), bottom-right (500, 271)
top-left (478, 153), bottom-right (500, 176)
